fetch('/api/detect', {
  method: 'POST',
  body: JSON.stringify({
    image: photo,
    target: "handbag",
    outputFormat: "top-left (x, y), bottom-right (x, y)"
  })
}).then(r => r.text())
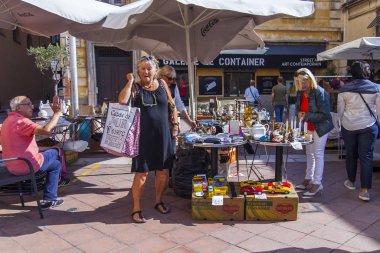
top-left (100, 102), bottom-right (141, 157)
top-left (162, 80), bottom-right (179, 138)
top-left (358, 93), bottom-right (380, 139)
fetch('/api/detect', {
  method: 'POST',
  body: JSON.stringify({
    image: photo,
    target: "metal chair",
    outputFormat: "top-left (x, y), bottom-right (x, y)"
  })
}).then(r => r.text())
top-left (0, 158), bottom-right (44, 219)
top-left (328, 112), bottom-right (345, 159)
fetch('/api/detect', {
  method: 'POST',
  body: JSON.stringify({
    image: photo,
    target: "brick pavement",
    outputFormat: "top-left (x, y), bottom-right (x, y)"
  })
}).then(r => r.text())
top-left (1, 150), bottom-right (380, 253)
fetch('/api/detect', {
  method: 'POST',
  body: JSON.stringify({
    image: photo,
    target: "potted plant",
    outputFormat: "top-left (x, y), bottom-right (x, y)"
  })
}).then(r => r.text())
top-left (27, 43), bottom-right (68, 96)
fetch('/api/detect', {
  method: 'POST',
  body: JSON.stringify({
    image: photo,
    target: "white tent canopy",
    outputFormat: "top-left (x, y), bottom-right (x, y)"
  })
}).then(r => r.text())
top-left (317, 37), bottom-right (380, 61)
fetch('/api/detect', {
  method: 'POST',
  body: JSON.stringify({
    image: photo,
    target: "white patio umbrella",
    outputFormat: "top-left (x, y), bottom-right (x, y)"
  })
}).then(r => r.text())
top-left (0, 0), bottom-right (120, 117)
top-left (317, 37), bottom-right (380, 61)
top-left (114, 21), bottom-right (265, 61)
top-left (0, 0), bottom-right (119, 36)
top-left (73, 0), bottom-right (314, 118)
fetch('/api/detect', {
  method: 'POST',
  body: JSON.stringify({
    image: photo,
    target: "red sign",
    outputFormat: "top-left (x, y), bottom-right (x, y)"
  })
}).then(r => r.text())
top-left (276, 203), bottom-right (294, 214)
top-left (223, 205), bottom-right (239, 214)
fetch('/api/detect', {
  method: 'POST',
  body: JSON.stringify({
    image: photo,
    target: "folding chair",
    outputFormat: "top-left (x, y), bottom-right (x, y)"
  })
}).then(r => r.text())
top-left (328, 112), bottom-right (345, 159)
top-left (0, 158), bottom-right (44, 219)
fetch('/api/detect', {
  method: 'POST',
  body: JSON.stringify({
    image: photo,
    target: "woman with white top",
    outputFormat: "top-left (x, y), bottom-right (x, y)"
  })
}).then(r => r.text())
top-left (338, 61), bottom-right (380, 201)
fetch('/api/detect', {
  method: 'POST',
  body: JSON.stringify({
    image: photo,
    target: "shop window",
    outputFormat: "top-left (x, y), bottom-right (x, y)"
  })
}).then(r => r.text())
top-left (224, 72), bottom-right (252, 97)
top-left (256, 76), bottom-right (277, 95)
top-left (176, 71), bottom-right (189, 106)
top-left (199, 76), bottom-right (222, 96)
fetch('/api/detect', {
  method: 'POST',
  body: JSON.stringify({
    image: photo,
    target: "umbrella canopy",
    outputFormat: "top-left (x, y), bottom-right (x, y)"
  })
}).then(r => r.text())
top-left (0, 0), bottom-right (119, 36)
top-left (0, 0), bottom-right (120, 117)
top-left (73, 0), bottom-right (314, 118)
top-left (114, 21), bottom-right (265, 61)
top-left (317, 37), bottom-right (380, 61)
top-left (74, 0), bottom-right (313, 64)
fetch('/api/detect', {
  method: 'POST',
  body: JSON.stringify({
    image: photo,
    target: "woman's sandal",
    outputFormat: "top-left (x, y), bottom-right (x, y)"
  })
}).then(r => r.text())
top-left (154, 202), bottom-right (170, 214)
top-left (131, 210), bottom-right (146, 223)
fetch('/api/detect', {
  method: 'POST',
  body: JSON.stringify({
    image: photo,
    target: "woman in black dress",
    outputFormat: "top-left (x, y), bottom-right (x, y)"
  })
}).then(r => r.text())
top-left (118, 55), bottom-right (175, 223)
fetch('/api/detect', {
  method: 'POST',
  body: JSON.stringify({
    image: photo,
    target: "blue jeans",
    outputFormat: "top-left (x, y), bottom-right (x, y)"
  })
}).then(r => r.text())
top-left (274, 105), bottom-right (285, 122)
top-left (342, 124), bottom-right (378, 189)
top-left (39, 149), bottom-right (61, 201)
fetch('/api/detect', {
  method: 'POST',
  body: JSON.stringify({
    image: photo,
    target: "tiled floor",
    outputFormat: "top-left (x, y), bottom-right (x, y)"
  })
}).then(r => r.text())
top-left (1, 149), bottom-right (380, 253)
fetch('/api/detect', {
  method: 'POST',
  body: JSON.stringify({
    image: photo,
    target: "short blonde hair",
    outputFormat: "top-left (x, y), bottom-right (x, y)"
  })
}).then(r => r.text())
top-left (294, 68), bottom-right (318, 91)
top-left (137, 55), bottom-right (158, 72)
top-left (157, 65), bottom-right (176, 79)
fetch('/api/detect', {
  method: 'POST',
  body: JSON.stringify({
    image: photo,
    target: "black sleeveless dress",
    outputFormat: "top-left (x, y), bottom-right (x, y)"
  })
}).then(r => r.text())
top-left (131, 81), bottom-right (174, 172)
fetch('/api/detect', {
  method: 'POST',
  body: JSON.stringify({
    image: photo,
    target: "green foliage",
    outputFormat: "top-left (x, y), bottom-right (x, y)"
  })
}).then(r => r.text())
top-left (27, 44), bottom-right (67, 74)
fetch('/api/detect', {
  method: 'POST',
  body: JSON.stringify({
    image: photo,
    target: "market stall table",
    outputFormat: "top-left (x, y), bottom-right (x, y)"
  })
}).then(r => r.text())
top-left (71, 115), bottom-right (106, 151)
top-left (249, 140), bottom-right (313, 181)
top-left (34, 117), bottom-right (75, 143)
top-left (188, 140), bottom-right (246, 180)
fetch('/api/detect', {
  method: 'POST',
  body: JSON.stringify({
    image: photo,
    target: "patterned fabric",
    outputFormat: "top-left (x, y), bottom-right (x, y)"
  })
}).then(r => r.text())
top-left (122, 109), bottom-right (140, 157)
top-left (101, 104), bottom-right (141, 158)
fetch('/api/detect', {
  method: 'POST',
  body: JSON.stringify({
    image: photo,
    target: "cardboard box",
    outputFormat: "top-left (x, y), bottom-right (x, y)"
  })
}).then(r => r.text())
top-left (192, 183), bottom-right (244, 221)
top-left (245, 184), bottom-right (298, 221)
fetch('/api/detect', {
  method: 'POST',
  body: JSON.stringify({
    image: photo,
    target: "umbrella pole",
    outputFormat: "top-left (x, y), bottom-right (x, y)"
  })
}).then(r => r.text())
top-left (187, 57), bottom-right (196, 121)
top-left (69, 35), bottom-right (79, 118)
top-left (185, 8), bottom-right (196, 121)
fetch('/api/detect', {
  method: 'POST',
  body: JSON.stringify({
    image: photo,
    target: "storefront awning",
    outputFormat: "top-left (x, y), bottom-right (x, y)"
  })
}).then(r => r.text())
top-left (368, 15), bottom-right (380, 28)
top-left (264, 45), bottom-right (326, 55)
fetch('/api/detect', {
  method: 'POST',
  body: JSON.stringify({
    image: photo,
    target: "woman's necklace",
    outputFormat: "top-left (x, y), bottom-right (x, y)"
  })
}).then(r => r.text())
top-left (141, 81), bottom-right (154, 90)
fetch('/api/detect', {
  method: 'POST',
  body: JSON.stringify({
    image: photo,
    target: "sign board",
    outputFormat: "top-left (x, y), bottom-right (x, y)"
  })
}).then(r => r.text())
top-left (256, 76), bottom-right (277, 95)
top-left (100, 103), bottom-right (138, 154)
top-left (199, 76), bottom-right (222, 96)
top-left (161, 54), bottom-right (326, 69)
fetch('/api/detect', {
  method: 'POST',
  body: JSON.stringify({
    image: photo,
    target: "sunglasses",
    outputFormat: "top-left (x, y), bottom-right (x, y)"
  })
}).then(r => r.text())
top-left (165, 75), bottom-right (176, 81)
top-left (18, 102), bottom-right (34, 108)
top-left (298, 78), bottom-right (310, 85)
top-left (141, 93), bottom-right (157, 107)
top-left (141, 55), bottom-right (156, 61)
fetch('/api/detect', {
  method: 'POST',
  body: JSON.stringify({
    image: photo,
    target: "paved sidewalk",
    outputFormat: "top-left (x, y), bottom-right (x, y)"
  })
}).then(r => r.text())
top-left (1, 151), bottom-right (380, 253)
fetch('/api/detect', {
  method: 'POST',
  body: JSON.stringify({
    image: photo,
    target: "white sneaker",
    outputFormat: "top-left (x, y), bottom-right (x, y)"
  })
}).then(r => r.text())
top-left (358, 192), bottom-right (370, 201)
top-left (344, 180), bottom-right (356, 190)
top-left (303, 184), bottom-right (323, 197)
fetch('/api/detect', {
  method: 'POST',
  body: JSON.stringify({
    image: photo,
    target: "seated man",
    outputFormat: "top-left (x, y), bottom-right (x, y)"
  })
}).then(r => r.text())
top-left (0, 96), bottom-right (64, 210)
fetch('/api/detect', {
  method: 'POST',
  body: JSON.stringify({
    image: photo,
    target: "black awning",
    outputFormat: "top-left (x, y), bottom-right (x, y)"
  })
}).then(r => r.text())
top-left (368, 15), bottom-right (380, 28)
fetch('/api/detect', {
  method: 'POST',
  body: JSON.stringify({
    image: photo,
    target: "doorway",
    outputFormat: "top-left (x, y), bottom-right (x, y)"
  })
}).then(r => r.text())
top-left (95, 47), bottom-right (133, 103)
top-left (224, 72), bottom-right (253, 97)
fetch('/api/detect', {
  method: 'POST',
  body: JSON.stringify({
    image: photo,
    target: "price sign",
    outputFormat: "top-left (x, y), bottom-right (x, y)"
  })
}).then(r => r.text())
top-left (255, 193), bottom-right (267, 200)
top-left (212, 195), bottom-right (224, 206)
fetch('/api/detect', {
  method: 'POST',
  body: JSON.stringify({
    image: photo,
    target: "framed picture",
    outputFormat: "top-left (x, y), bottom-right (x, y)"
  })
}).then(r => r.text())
top-left (256, 76), bottom-right (277, 95)
top-left (198, 76), bottom-right (222, 96)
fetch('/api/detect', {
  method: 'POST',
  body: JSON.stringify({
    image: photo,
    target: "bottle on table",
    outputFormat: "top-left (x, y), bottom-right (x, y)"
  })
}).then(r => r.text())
top-left (101, 98), bottom-right (109, 117)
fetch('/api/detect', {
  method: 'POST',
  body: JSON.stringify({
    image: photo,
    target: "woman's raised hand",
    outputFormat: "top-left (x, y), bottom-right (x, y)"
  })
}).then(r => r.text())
top-left (126, 73), bottom-right (134, 83)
